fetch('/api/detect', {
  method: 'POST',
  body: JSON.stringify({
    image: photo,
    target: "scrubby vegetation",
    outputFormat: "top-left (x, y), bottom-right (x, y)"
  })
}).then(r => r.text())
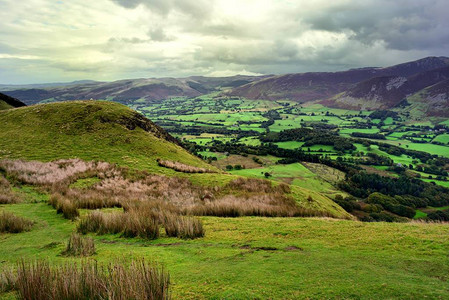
top-left (0, 211), bottom-right (33, 233)
top-left (157, 158), bottom-right (216, 173)
top-left (1, 259), bottom-right (170, 299)
top-left (0, 175), bottom-right (21, 204)
top-left (61, 232), bottom-right (95, 256)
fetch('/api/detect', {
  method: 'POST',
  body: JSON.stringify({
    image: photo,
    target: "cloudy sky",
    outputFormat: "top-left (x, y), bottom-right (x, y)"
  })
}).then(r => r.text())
top-left (0, 0), bottom-right (448, 84)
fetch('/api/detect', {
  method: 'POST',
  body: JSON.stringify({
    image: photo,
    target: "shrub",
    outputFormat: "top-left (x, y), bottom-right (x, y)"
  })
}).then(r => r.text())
top-left (2, 259), bottom-right (170, 300)
top-left (0, 211), bottom-right (33, 233)
top-left (163, 214), bottom-right (204, 239)
top-left (427, 210), bottom-right (449, 221)
top-left (62, 232), bottom-right (96, 256)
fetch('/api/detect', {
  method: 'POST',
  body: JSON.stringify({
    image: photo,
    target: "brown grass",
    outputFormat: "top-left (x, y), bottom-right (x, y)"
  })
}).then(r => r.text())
top-left (1, 159), bottom-right (325, 219)
top-left (0, 211), bottom-right (33, 233)
top-left (77, 210), bottom-right (160, 240)
top-left (62, 232), bottom-right (96, 257)
top-left (162, 213), bottom-right (205, 239)
top-left (157, 158), bottom-right (215, 173)
top-left (0, 175), bottom-right (21, 204)
top-left (49, 194), bottom-right (79, 220)
top-left (1, 259), bottom-right (170, 300)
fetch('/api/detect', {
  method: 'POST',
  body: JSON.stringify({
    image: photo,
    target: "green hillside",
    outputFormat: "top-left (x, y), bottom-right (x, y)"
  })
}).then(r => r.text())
top-left (0, 101), bottom-right (213, 174)
top-left (0, 100), bottom-right (13, 110)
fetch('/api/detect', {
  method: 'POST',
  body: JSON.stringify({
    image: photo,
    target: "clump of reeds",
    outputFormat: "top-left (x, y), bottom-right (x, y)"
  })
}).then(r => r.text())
top-left (77, 210), bottom-right (160, 240)
top-left (49, 194), bottom-right (79, 220)
top-left (0, 175), bottom-right (21, 204)
top-left (61, 232), bottom-right (95, 256)
top-left (1, 259), bottom-right (170, 300)
top-left (0, 211), bottom-right (33, 233)
top-left (162, 213), bottom-right (204, 239)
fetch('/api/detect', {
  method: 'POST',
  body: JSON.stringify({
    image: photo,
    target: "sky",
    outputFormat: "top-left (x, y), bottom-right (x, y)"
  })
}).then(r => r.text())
top-left (0, 0), bottom-right (448, 84)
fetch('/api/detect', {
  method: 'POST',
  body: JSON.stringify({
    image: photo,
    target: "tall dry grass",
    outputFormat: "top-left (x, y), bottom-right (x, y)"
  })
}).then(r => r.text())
top-left (1, 259), bottom-right (170, 300)
top-left (157, 159), bottom-right (215, 173)
top-left (0, 175), bottom-right (21, 204)
top-left (62, 232), bottom-right (96, 257)
top-left (162, 213), bottom-right (204, 239)
top-left (77, 210), bottom-right (160, 240)
top-left (49, 194), bottom-right (79, 220)
top-left (1, 159), bottom-right (320, 219)
top-left (0, 211), bottom-right (33, 233)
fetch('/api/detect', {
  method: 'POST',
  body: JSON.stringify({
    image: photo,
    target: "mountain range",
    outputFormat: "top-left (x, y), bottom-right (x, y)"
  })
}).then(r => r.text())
top-left (1, 56), bottom-right (448, 116)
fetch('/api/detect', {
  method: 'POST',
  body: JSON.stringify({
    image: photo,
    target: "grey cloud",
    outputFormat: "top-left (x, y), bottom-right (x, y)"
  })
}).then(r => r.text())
top-left (147, 28), bottom-right (173, 42)
top-left (302, 0), bottom-right (449, 51)
top-left (110, 0), bottom-right (213, 18)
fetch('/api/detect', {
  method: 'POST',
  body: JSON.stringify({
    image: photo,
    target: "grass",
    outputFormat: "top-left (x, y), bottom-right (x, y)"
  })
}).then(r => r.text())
top-left (1, 188), bottom-right (449, 299)
top-left (0, 211), bottom-right (33, 233)
top-left (1, 259), bottom-right (170, 300)
top-left (61, 232), bottom-right (95, 256)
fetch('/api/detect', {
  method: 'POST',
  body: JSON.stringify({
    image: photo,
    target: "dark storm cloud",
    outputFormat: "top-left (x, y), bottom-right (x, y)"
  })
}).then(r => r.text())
top-left (302, 0), bottom-right (449, 51)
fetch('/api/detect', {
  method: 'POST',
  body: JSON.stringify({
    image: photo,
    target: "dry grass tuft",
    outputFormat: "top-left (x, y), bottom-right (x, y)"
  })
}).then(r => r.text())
top-left (0, 211), bottom-right (33, 233)
top-left (162, 213), bottom-right (205, 239)
top-left (0, 175), bottom-right (21, 204)
top-left (1, 259), bottom-right (170, 300)
top-left (77, 210), bottom-right (160, 240)
top-left (62, 232), bottom-right (95, 257)
top-left (49, 194), bottom-right (79, 220)
top-left (157, 158), bottom-right (215, 173)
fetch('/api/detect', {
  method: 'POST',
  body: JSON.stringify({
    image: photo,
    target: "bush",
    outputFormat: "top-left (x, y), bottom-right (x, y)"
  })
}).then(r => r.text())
top-left (427, 210), bottom-right (449, 221)
top-left (163, 214), bottom-right (204, 239)
top-left (62, 232), bottom-right (95, 256)
top-left (1, 259), bottom-right (170, 300)
top-left (0, 211), bottom-right (33, 233)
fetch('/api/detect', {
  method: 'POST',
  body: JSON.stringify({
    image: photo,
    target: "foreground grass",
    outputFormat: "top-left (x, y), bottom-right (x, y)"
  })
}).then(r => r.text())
top-left (1, 197), bottom-right (448, 299)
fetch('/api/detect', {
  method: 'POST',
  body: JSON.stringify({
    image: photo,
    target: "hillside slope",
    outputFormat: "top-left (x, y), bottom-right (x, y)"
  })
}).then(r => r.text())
top-left (0, 101), bottom-right (212, 173)
top-left (0, 75), bottom-right (264, 106)
top-left (227, 56), bottom-right (449, 106)
top-left (0, 92), bottom-right (26, 110)
top-left (0, 100), bottom-right (350, 219)
top-left (326, 66), bottom-right (449, 112)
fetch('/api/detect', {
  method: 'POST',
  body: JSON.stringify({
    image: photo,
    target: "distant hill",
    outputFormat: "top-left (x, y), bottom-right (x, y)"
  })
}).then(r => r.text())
top-left (227, 57), bottom-right (449, 110)
top-left (0, 92), bottom-right (26, 110)
top-left (0, 75), bottom-right (264, 106)
top-left (324, 66), bottom-right (449, 112)
top-left (2, 56), bottom-right (448, 116)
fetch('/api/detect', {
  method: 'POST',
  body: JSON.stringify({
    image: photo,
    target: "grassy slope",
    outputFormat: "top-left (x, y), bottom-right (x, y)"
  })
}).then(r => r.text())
top-left (1, 187), bottom-right (448, 299)
top-left (0, 101), bottom-right (350, 219)
top-left (0, 101), bottom-right (213, 174)
top-left (0, 100), bottom-right (13, 111)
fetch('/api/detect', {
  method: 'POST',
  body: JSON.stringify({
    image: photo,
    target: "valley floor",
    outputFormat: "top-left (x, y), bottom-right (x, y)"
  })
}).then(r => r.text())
top-left (1, 191), bottom-right (448, 299)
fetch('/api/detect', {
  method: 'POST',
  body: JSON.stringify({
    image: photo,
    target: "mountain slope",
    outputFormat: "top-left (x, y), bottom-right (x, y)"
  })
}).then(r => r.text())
top-left (227, 57), bottom-right (449, 104)
top-left (0, 92), bottom-right (26, 110)
top-left (326, 66), bottom-right (449, 112)
top-left (1, 75), bottom-right (264, 105)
